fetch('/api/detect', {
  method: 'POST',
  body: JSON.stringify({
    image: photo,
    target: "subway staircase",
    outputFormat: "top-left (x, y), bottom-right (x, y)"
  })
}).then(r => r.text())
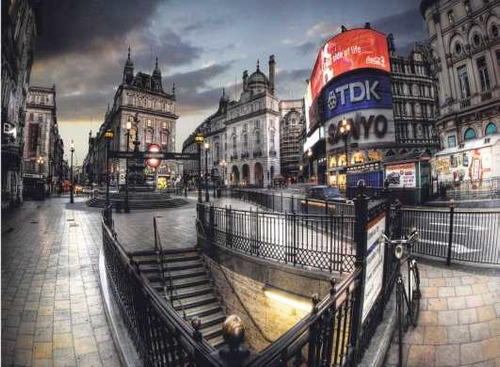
top-left (132, 248), bottom-right (227, 349)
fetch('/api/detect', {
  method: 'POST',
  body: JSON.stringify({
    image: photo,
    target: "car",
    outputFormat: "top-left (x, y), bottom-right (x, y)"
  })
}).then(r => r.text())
top-left (305, 185), bottom-right (350, 203)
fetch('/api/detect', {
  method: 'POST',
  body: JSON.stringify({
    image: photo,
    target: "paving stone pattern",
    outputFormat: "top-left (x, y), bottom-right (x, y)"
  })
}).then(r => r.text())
top-left (1, 198), bottom-right (121, 367)
top-left (385, 263), bottom-right (500, 367)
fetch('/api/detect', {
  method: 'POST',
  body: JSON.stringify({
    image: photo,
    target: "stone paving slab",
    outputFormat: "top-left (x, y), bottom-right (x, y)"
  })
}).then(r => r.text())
top-left (2, 198), bottom-right (121, 367)
top-left (385, 263), bottom-right (500, 367)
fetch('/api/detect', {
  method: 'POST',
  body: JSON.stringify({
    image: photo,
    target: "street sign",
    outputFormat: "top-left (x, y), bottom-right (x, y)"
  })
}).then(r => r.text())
top-left (108, 151), bottom-right (198, 160)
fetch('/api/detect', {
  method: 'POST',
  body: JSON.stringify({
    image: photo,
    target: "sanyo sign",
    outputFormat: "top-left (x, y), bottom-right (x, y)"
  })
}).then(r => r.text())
top-left (323, 70), bottom-right (395, 150)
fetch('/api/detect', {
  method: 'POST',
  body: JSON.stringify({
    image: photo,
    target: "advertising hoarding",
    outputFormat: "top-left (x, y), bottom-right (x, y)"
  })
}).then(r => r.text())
top-left (363, 212), bottom-right (386, 322)
top-left (385, 163), bottom-right (417, 188)
top-left (305, 28), bottom-right (390, 132)
top-left (320, 70), bottom-right (392, 122)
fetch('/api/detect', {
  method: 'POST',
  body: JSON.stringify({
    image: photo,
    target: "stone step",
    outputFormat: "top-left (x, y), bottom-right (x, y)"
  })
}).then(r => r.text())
top-left (175, 284), bottom-right (213, 299)
top-left (139, 259), bottom-right (204, 273)
top-left (207, 335), bottom-right (226, 349)
top-left (149, 275), bottom-right (210, 291)
top-left (200, 323), bottom-right (224, 340)
top-left (184, 301), bottom-right (223, 319)
top-left (173, 293), bottom-right (217, 310)
top-left (195, 311), bottom-right (226, 329)
top-left (133, 252), bottom-right (201, 265)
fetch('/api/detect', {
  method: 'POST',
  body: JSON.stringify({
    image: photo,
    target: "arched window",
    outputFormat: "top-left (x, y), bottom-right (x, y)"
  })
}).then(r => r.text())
top-left (160, 129), bottom-right (169, 146)
top-left (232, 136), bottom-right (237, 150)
top-left (145, 128), bottom-right (153, 144)
top-left (243, 133), bottom-right (248, 149)
top-left (255, 131), bottom-right (261, 146)
top-left (464, 128), bottom-right (477, 140)
top-left (485, 123), bottom-right (498, 135)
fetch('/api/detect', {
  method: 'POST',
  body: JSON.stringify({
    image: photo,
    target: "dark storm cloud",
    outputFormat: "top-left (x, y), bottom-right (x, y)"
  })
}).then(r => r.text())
top-left (36, 0), bottom-right (162, 60)
top-left (163, 62), bottom-right (234, 113)
top-left (182, 17), bottom-right (226, 34)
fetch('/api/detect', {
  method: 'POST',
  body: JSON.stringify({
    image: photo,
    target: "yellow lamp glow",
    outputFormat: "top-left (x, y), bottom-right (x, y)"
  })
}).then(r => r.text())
top-left (263, 285), bottom-right (313, 313)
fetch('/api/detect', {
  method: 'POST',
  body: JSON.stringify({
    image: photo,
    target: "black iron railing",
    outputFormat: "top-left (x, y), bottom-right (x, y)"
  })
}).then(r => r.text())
top-left (401, 206), bottom-right (500, 265)
top-left (445, 177), bottom-right (500, 200)
top-left (227, 188), bottom-right (355, 216)
top-left (102, 221), bottom-right (222, 367)
top-left (199, 203), bottom-right (356, 273)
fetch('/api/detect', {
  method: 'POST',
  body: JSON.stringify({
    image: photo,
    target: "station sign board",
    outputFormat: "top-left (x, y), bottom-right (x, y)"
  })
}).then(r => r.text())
top-left (362, 212), bottom-right (386, 322)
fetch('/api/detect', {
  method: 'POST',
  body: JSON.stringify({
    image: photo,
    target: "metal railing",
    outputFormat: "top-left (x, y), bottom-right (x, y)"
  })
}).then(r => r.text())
top-left (444, 177), bottom-right (500, 200)
top-left (401, 206), bottom-right (500, 265)
top-left (199, 203), bottom-right (356, 273)
top-left (227, 188), bottom-right (355, 216)
top-left (153, 217), bottom-right (187, 319)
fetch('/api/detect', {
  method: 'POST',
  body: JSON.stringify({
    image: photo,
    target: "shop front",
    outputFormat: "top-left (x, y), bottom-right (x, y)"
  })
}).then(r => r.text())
top-left (431, 134), bottom-right (500, 200)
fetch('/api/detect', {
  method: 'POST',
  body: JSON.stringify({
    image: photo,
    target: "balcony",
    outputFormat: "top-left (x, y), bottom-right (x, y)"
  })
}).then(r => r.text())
top-left (459, 98), bottom-right (471, 110)
top-left (253, 150), bottom-right (262, 158)
top-left (481, 91), bottom-right (492, 102)
top-left (241, 152), bottom-right (249, 159)
top-left (230, 154), bottom-right (238, 161)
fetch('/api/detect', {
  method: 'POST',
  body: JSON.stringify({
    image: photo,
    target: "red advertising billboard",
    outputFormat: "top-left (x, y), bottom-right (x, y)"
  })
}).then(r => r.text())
top-left (305, 28), bottom-right (390, 132)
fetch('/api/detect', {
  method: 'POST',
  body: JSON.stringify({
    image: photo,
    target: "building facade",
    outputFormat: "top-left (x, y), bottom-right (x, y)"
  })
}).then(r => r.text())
top-left (1, 0), bottom-right (41, 207)
top-left (23, 85), bottom-right (65, 197)
top-left (421, 0), bottom-right (500, 189)
top-left (182, 56), bottom-right (281, 188)
top-left (85, 50), bottom-right (179, 189)
top-left (279, 99), bottom-right (304, 182)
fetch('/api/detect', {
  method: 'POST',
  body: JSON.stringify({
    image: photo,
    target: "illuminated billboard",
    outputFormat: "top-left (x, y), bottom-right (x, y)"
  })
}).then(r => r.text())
top-left (320, 70), bottom-right (392, 121)
top-left (305, 28), bottom-right (390, 132)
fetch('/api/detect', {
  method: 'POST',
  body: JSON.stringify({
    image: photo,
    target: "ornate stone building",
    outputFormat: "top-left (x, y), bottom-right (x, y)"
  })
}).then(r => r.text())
top-left (1, 0), bottom-right (41, 207)
top-left (87, 49), bottom-right (178, 188)
top-left (421, 0), bottom-right (500, 186)
top-left (182, 56), bottom-right (280, 188)
top-left (23, 85), bottom-right (64, 196)
top-left (279, 99), bottom-right (304, 182)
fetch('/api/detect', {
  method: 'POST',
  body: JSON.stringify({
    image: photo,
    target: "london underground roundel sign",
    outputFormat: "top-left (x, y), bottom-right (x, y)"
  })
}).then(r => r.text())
top-left (147, 143), bottom-right (161, 168)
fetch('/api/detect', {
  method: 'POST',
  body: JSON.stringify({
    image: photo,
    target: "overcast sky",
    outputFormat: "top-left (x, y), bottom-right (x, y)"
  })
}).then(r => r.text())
top-left (31, 0), bottom-right (428, 163)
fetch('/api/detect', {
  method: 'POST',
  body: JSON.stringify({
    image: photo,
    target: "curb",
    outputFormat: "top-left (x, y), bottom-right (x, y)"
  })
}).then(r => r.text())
top-left (358, 287), bottom-right (397, 367)
top-left (98, 250), bottom-right (143, 367)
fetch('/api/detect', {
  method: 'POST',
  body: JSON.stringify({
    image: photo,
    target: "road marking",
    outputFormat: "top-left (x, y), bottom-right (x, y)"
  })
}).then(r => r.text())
top-left (420, 239), bottom-right (483, 254)
top-left (429, 222), bottom-right (486, 230)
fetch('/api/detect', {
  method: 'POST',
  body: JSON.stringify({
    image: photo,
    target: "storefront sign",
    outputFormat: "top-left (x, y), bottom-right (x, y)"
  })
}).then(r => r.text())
top-left (306, 29), bottom-right (390, 132)
top-left (320, 70), bottom-right (392, 121)
top-left (385, 163), bottom-right (416, 188)
top-left (326, 108), bottom-right (395, 150)
top-left (363, 212), bottom-right (386, 322)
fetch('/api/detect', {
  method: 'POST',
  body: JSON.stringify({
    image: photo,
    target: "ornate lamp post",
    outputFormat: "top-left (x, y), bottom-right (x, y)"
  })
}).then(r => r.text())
top-left (124, 121), bottom-right (131, 213)
top-left (307, 148), bottom-right (313, 183)
top-left (194, 133), bottom-right (204, 203)
top-left (69, 141), bottom-right (74, 203)
top-left (204, 141), bottom-right (210, 202)
top-left (219, 159), bottom-right (227, 187)
top-left (37, 156), bottom-right (44, 175)
top-left (339, 117), bottom-right (351, 170)
top-left (104, 129), bottom-right (115, 206)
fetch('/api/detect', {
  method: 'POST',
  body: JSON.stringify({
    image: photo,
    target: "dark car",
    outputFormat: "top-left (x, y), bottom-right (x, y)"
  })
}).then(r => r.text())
top-left (305, 185), bottom-right (350, 203)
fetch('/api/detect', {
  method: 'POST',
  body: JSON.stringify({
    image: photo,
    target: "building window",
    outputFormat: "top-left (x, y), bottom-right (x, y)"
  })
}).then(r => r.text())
top-left (145, 129), bottom-right (153, 144)
top-left (454, 42), bottom-right (463, 55)
top-left (485, 123), bottom-right (498, 135)
top-left (476, 57), bottom-right (491, 91)
top-left (464, 128), bottom-right (477, 140)
top-left (472, 33), bottom-right (482, 47)
top-left (243, 133), bottom-right (248, 149)
top-left (161, 130), bottom-right (169, 145)
top-left (491, 24), bottom-right (499, 38)
top-left (448, 135), bottom-right (457, 148)
top-left (255, 131), bottom-right (261, 146)
top-left (457, 65), bottom-right (471, 98)
top-left (447, 10), bottom-right (454, 25)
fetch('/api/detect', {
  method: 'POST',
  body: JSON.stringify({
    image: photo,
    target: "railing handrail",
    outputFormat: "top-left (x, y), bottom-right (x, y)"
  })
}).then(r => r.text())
top-left (245, 268), bottom-right (361, 367)
top-left (154, 216), bottom-right (187, 319)
top-left (102, 221), bottom-right (223, 366)
top-left (211, 204), bottom-right (355, 219)
top-left (401, 206), bottom-right (500, 214)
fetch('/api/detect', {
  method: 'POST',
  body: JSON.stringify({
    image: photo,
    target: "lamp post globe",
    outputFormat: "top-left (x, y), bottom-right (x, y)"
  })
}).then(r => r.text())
top-left (204, 141), bottom-right (210, 203)
top-left (195, 133), bottom-right (204, 203)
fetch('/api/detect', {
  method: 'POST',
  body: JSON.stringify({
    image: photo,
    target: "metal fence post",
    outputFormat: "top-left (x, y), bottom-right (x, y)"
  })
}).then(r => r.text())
top-left (255, 208), bottom-right (260, 256)
top-left (447, 200), bottom-right (455, 266)
top-left (226, 206), bottom-right (232, 248)
top-left (291, 195), bottom-right (295, 213)
top-left (292, 212), bottom-right (297, 265)
top-left (281, 192), bottom-right (284, 213)
top-left (350, 183), bottom-right (369, 359)
top-left (209, 204), bottom-right (215, 242)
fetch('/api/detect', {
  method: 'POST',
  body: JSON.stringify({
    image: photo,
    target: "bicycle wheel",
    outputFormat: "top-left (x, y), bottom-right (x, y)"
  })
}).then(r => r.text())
top-left (409, 259), bottom-right (421, 326)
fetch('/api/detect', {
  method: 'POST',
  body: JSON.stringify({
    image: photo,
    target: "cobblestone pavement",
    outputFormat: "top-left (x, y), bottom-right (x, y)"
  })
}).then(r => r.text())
top-left (1, 198), bottom-right (121, 367)
top-left (385, 263), bottom-right (500, 367)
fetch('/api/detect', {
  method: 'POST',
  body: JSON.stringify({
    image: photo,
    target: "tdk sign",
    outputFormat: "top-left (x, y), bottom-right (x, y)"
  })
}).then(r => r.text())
top-left (320, 70), bottom-right (392, 121)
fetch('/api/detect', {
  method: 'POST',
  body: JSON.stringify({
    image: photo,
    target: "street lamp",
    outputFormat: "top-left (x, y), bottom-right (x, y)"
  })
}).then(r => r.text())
top-left (339, 117), bottom-right (351, 169)
top-left (124, 121), bottom-right (131, 213)
top-left (37, 156), bottom-right (44, 175)
top-left (219, 159), bottom-right (227, 187)
top-left (104, 129), bottom-right (114, 206)
top-left (204, 141), bottom-right (210, 202)
top-left (307, 148), bottom-right (313, 183)
top-left (195, 133), bottom-right (204, 203)
top-left (70, 142), bottom-right (74, 203)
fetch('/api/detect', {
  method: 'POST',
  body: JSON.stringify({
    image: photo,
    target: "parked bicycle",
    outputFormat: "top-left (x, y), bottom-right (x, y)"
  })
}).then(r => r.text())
top-left (382, 228), bottom-right (421, 367)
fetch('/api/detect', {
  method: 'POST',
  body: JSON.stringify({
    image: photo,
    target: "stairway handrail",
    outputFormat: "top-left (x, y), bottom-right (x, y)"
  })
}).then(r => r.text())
top-left (154, 216), bottom-right (187, 320)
